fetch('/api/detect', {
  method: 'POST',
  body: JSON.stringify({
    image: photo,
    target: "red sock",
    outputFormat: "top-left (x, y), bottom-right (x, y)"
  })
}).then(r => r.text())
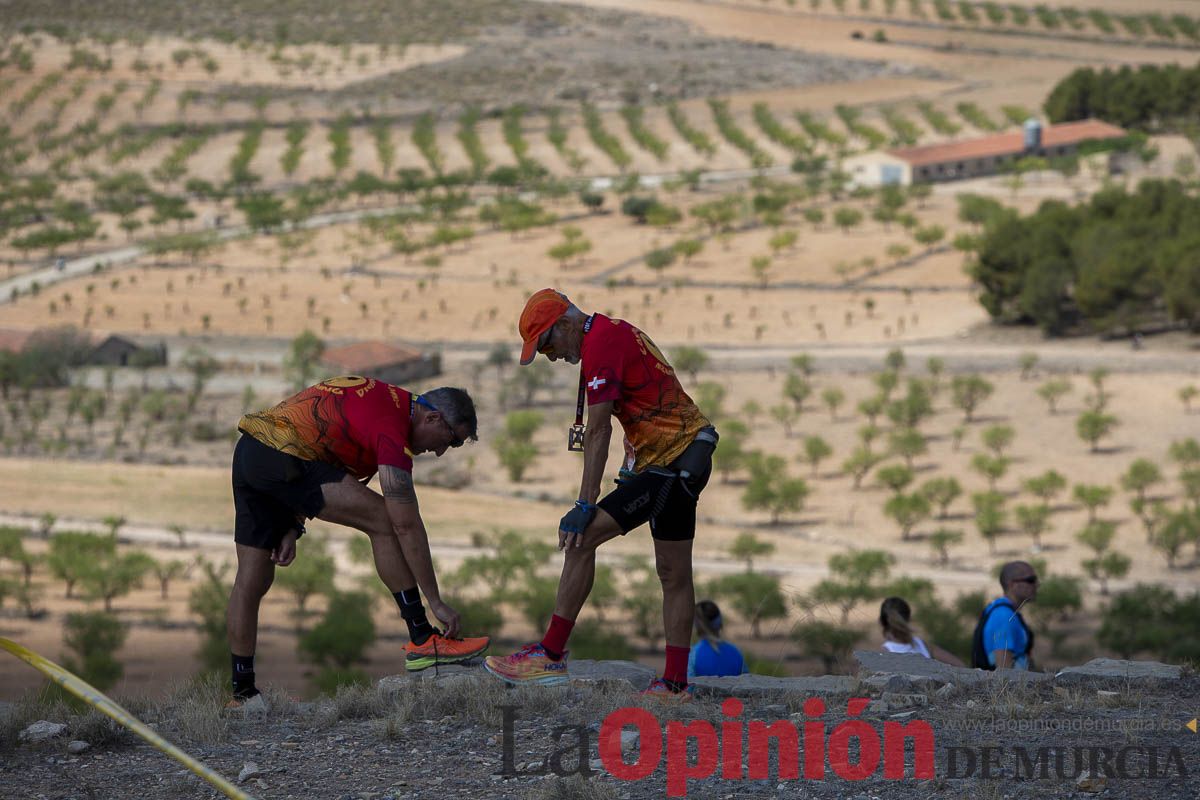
top-left (540, 614), bottom-right (575, 660)
top-left (664, 644), bottom-right (690, 686)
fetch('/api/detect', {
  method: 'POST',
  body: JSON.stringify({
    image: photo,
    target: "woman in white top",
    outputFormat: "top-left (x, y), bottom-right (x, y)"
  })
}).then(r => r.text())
top-left (878, 596), bottom-right (965, 666)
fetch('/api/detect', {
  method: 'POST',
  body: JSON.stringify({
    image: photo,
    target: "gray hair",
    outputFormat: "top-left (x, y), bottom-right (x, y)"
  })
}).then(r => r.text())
top-left (422, 387), bottom-right (478, 442)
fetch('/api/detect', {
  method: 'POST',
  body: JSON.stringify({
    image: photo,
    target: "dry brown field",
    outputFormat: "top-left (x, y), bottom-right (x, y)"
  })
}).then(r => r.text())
top-left (0, 0), bottom-right (1197, 700)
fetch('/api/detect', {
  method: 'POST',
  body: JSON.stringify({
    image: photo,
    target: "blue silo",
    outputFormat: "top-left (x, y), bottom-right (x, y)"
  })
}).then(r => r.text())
top-left (1023, 118), bottom-right (1042, 152)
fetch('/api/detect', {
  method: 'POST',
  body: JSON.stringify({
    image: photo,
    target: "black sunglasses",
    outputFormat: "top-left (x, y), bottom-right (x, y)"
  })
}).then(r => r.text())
top-left (1013, 576), bottom-right (1039, 585)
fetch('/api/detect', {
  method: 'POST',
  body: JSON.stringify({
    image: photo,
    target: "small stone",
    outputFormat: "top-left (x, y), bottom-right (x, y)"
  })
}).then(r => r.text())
top-left (238, 762), bottom-right (263, 783)
top-left (239, 739), bottom-right (259, 746)
top-left (620, 730), bottom-right (639, 752)
top-left (1097, 690), bottom-right (1119, 698)
top-left (486, 736), bottom-right (497, 746)
top-left (254, 779), bottom-right (268, 790)
top-left (590, 758), bottom-right (604, 772)
top-left (965, 700), bottom-right (977, 708)
top-left (19, 721), bottom-right (67, 743)
top-left (935, 684), bottom-right (956, 699)
top-left (67, 740), bottom-right (90, 754)
top-left (1077, 775), bottom-right (1107, 793)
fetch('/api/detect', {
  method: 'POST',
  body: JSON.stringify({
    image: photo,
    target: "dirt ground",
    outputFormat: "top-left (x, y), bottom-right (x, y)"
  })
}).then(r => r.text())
top-left (0, 670), bottom-right (1197, 800)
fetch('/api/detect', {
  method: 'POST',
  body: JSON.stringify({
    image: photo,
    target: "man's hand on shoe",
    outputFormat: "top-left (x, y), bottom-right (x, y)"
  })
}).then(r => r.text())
top-left (429, 598), bottom-right (461, 638)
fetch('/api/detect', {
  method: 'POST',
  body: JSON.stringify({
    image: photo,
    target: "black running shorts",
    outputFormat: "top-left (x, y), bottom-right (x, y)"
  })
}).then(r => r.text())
top-left (597, 456), bottom-right (712, 542)
top-left (231, 434), bottom-right (345, 550)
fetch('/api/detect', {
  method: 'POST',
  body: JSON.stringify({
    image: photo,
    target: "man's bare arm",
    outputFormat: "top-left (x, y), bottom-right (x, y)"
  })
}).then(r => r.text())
top-left (380, 466), bottom-right (417, 504)
top-left (578, 401), bottom-right (614, 504)
top-left (378, 465), bottom-right (440, 605)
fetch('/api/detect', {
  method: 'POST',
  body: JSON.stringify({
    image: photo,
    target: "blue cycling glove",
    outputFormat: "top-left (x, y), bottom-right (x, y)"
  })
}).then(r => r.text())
top-left (560, 500), bottom-right (597, 538)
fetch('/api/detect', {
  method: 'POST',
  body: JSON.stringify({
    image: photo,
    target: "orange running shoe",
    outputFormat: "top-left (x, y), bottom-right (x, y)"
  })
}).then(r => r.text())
top-left (404, 631), bottom-right (490, 672)
top-left (483, 643), bottom-right (569, 686)
top-left (223, 693), bottom-right (269, 714)
top-left (639, 678), bottom-right (694, 703)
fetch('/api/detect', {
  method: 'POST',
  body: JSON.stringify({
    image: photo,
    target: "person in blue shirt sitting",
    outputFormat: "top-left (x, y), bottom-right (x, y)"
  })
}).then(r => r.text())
top-left (688, 600), bottom-right (748, 679)
top-left (978, 561), bottom-right (1038, 670)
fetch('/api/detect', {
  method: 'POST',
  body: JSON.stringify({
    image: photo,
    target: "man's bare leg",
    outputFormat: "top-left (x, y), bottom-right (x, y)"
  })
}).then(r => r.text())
top-left (316, 474), bottom-right (415, 592)
top-left (227, 543), bottom-right (276, 657)
top-left (226, 542), bottom-right (280, 699)
top-left (654, 537), bottom-right (695, 689)
top-left (653, 537), bottom-right (695, 649)
top-left (553, 509), bottom-right (626, 620)
top-left (313, 474), bottom-right (484, 660)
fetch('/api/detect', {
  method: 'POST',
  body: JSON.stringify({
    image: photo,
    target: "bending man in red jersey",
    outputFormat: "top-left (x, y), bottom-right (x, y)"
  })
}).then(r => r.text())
top-left (227, 377), bottom-right (488, 708)
top-left (484, 290), bottom-right (718, 699)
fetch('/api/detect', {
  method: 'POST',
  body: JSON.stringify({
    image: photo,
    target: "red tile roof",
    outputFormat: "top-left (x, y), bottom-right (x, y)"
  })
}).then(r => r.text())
top-left (322, 340), bottom-right (425, 372)
top-left (889, 119), bottom-right (1127, 168)
top-left (0, 328), bottom-right (34, 353)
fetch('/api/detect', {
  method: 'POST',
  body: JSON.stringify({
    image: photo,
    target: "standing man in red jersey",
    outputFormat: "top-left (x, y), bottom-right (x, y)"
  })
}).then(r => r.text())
top-left (484, 289), bottom-right (718, 699)
top-left (227, 377), bottom-right (489, 709)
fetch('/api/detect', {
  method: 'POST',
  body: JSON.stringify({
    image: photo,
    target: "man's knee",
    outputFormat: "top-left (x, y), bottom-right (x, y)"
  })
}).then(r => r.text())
top-left (234, 562), bottom-right (274, 599)
top-left (564, 543), bottom-right (598, 567)
top-left (364, 516), bottom-right (395, 541)
top-left (655, 558), bottom-right (692, 590)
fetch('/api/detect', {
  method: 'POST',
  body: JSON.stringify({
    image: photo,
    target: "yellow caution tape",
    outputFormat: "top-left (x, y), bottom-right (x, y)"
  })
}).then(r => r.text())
top-left (1, 637), bottom-right (256, 800)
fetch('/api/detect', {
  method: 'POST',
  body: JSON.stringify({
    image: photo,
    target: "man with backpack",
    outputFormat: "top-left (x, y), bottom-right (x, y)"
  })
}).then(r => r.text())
top-left (971, 561), bottom-right (1038, 670)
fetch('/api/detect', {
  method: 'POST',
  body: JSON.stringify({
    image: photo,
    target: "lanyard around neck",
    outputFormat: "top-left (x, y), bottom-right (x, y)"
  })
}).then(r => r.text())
top-left (574, 315), bottom-right (595, 426)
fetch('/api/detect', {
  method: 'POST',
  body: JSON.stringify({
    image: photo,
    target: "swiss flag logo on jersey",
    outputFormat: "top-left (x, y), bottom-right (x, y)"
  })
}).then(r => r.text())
top-left (585, 367), bottom-right (620, 404)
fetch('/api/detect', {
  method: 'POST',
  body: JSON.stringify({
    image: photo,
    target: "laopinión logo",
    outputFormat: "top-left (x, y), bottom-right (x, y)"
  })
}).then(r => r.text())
top-left (498, 699), bottom-right (1190, 796)
top-left (499, 697), bottom-right (935, 797)
top-left (944, 745), bottom-right (1188, 780)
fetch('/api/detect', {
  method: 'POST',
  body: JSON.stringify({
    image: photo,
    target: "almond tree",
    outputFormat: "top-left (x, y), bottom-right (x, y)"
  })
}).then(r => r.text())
top-left (971, 453), bottom-right (1010, 490)
top-left (876, 463), bottom-right (914, 494)
top-left (889, 427), bottom-right (927, 469)
top-left (884, 492), bottom-right (930, 540)
top-left (1024, 469), bottom-right (1067, 508)
top-left (1076, 410), bottom-right (1119, 453)
top-left (741, 454), bottom-right (810, 524)
top-left (1121, 459), bottom-right (1162, 504)
top-left (152, 559), bottom-right (188, 599)
top-left (1073, 484), bottom-right (1114, 522)
top-left (951, 374), bottom-right (993, 422)
top-left (920, 477), bottom-right (962, 519)
top-left (928, 528), bottom-right (964, 566)
top-left (980, 424), bottom-right (1015, 456)
top-left (728, 532), bottom-right (775, 572)
top-left (80, 549), bottom-right (155, 612)
top-left (821, 386), bottom-right (845, 420)
top-left (1015, 503), bottom-right (1051, 549)
top-left (802, 435), bottom-right (833, 477)
top-left (842, 446), bottom-right (881, 489)
top-left (1180, 385), bottom-right (1198, 414)
top-left (1153, 510), bottom-right (1195, 568)
top-left (973, 491), bottom-right (1006, 554)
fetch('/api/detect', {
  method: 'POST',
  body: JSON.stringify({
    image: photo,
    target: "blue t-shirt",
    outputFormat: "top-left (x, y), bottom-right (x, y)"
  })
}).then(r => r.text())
top-left (688, 640), bottom-right (746, 678)
top-left (982, 598), bottom-right (1031, 669)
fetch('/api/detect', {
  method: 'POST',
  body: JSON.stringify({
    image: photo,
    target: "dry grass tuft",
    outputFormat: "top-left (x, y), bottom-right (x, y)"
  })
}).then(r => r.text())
top-left (527, 775), bottom-right (618, 800)
top-left (160, 673), bottom-right (229, 745)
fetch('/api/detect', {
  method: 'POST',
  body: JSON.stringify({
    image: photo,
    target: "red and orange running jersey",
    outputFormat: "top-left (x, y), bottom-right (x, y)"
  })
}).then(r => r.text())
top-left (238, 376), bottom-right (414, 480)
top-left (582, 315), bottom-right (710, 472)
